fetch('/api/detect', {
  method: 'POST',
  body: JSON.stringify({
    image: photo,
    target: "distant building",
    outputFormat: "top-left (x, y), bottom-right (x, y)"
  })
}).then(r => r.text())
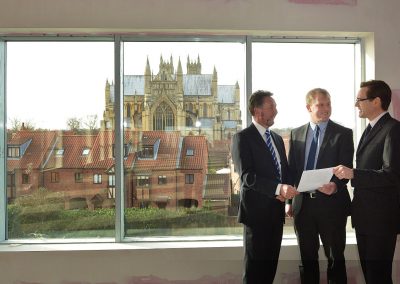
top-left (101, 55), bottom-right (242, 142)
top-left (6, 129), bottom-right (230, 211)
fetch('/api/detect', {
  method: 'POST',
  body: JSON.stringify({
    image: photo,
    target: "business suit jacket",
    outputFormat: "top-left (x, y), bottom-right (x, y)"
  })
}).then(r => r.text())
top-left (231, 123), bottom-right (291, 228)
top-left (288, 120), bottom-right (354, 216)
top-left (351, 113), bottom-right (400, 235)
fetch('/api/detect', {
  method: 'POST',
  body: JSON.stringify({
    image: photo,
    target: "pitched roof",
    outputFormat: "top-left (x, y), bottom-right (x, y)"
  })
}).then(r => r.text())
top-left (203, 173), bottom-right (230, 200)
top-left (133, 131), bottom-right (181, 172)
top-left (110, 74), bottom-right (236, 103)
top-left (218, 85), bottom-right (236, 103)
top-left (180, 135), bottom-right (208, 170)
top-left (84, 130), bottom-right (136, 169)
top-left (7, 130), bottom-right (57, 171)
top-left (44, 134), bottom-right (97, 169)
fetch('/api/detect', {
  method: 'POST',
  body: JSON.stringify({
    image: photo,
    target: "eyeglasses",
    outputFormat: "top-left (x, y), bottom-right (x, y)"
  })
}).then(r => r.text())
top-left (355, 97), bottom-right (373, 103)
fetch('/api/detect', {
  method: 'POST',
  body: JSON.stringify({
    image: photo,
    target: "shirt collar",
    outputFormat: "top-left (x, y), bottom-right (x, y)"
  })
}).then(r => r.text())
top-left (368, 111), bottom-right (387, 128)
top-left (252, 118), bottom-right (269, 137)
top-left (309, 120), bottom-right (329, 131)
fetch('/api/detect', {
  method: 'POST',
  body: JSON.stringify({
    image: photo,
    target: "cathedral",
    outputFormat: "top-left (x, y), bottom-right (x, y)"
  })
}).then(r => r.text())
top-left (101, 55), bottom-right (242, 141)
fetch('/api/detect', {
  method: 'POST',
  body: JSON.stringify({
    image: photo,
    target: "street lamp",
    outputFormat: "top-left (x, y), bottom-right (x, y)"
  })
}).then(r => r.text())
top-left (195, 119), bottom-right (201, 135)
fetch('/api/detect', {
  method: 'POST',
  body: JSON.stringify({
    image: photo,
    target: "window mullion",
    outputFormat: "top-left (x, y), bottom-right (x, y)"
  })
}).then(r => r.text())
top-left (0, 40), bottom-right (6, 241)
top-left (114, 36), bottom-right (125, 242)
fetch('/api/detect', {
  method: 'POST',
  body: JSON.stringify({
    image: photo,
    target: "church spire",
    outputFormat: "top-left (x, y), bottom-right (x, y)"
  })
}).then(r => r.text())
top-left (145, 56), bottom-right (151, 76)
top-left (177, 57), bottom-right (183, 74)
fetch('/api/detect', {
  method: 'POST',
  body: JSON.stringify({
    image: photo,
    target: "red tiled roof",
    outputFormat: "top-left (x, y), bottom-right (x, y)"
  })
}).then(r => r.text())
top-left (45, 134), bottom-right (97, 169)
top-left (84, 130), bottom-right (136, 169)
top-left (203, 173), bottom-right (230, 199)
top-left (180, 135), bottom-right (208, 170)
top-left (7, 130), bottom-right (57, 171)
top-left (134, 131), bottom-right (181, 171)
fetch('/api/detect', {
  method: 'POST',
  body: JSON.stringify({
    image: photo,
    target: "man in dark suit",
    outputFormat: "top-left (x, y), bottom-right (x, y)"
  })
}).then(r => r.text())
top-left (231, 90), bottom-right (298, 284)
top-left (334, 80), bottom-right (400, 284)
top-left (287, 88), bottom-right (354, 284)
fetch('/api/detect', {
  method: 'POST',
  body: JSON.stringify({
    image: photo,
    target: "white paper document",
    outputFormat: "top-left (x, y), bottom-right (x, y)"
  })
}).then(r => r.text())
top-left (297, 167), bottom-right (334, 192)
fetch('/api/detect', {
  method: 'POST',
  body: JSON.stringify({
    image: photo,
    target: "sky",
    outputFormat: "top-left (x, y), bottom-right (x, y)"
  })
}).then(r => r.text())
top-left (6, 41), bottom-right (357, 130)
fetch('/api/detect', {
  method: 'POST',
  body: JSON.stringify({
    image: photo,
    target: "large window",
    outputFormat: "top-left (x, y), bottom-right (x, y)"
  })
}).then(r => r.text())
top-left (5, 41), bottom-right (114, 239)
top-left (122, 40), bottom-right (245, 238)
top-left (1, 36), bottom-right (361, 242)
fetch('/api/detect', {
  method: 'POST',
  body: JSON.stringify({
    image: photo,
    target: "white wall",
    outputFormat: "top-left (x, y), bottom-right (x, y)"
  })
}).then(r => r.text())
top-left (1, 0), bottom-right (400, 283)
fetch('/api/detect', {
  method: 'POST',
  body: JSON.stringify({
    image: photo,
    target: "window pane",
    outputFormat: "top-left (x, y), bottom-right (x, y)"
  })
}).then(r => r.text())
top-left (6, 41), bottom-right (114, 239)
top-left (252, 42), bottom-right (358, 235)
top-left (120, 41), bottom-right (245, 237)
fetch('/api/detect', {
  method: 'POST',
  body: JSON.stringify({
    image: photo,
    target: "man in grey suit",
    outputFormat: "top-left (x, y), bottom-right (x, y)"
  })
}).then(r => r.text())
top-left (231, 90), bottom-right (298, 284)
top-left (334, 80), bottom-right (400, 284)
top-left (287, 88), bottom-right (354, 284)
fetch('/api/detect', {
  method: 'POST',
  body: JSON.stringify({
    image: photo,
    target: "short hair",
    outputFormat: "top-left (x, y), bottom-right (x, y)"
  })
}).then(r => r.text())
top-left (306, 88), bottom-right (331, 105)
top-left (248, 90), bottom-right (273, 116)
top-left (360, 80), bottom-right (391, 110)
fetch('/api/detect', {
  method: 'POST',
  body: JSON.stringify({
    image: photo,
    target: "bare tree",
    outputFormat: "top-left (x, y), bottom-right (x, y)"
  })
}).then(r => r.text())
top-left (8, 118), bottom-right (35, 131)
top-left (83, 114), bottom-right (98, 130)
top-left (66, 117), bottom-right (82, 131)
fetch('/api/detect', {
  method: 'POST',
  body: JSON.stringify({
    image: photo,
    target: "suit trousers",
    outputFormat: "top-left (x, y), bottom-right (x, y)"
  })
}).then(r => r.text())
top-left (294, 195), bottom-right (347, 284)
top-left (243, 223), bottom-right (283, 284)
top-left (355, 232), bottom-right (397, 284)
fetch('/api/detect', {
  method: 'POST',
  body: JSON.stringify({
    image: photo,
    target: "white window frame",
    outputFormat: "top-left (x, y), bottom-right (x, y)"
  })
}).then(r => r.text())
top-left (0, 35), bottom-right (363, 244)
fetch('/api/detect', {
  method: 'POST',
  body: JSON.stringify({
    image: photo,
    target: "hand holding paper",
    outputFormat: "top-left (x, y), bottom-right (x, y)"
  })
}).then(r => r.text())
top-left (297, 167), bottom-right (333, 192)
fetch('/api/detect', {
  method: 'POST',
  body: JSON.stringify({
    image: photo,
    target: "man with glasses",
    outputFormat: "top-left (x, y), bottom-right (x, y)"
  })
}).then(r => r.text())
top-left (334, 80), bottom-right (400, 284)
top-left (287, 88), bottom-right (354, 284)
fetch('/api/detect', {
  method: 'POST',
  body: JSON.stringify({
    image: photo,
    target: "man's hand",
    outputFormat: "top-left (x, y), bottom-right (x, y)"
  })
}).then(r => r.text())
top-left (285, 204), bottom-right (293, 217)
top-left (333, 165), bottom-right (354, 180)
top-left (318, 182), bottom-right (337, 195)
top-left (276, 195), bottom-right (286, 202)
top-left (280, 184), bottom-right (299, 199)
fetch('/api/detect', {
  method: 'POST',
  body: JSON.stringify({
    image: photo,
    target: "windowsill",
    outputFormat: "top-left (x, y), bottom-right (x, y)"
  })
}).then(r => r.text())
top-left (0, 234), bottom-right (358, 252)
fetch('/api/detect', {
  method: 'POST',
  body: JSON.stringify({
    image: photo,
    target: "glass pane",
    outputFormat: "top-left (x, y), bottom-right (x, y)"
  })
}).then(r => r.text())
top-left (6, 42), bottom-right (114, 239)
top-left (253, 42), bottom-right (358, 235)
top-left (119, 41), bottom-right (245, 237)
top-left (252, 42), bottom-right (356, 129)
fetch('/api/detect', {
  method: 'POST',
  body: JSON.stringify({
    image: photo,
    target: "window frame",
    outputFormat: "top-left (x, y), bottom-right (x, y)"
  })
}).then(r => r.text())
top-left (75, 172), bottom-right (83, 183)
top-left (7, 146), bottom-right (20, 158)
top-left (21, 173), bottom-right (30, 184)
top-left (0, 34), bottom-right (363, 244)
top-left (158, 175), bottom-right (167, 185)
top-left (51, 172), bottom-right (60, 183)
top-left (185, 174), bottom-right (195, 184)
top-left (93, 173), bottom-right (102, 184)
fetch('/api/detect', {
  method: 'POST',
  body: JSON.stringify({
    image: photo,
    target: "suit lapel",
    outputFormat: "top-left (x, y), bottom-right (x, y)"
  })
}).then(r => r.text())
top-left (298, 124), bottom-right (308, 170)
top-left (316, 120), bottom-right (333, 167)
top-left (356, 113), bottom-right (390, 155)
top-left (271, 131), bottom-right (284, 158)
top-left (249, 123), bottom-right (268, 148)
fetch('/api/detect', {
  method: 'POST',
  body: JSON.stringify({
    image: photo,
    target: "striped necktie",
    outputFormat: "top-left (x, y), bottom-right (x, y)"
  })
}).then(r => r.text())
top-left (306, 125), bottom-right (320, 170)
top-left (265, 129), bottom-right (281, 180)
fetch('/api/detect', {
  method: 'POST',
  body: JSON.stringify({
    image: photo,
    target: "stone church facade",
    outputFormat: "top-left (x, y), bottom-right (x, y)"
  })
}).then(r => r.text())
top-left (101, 55), bottom-right (242, 142)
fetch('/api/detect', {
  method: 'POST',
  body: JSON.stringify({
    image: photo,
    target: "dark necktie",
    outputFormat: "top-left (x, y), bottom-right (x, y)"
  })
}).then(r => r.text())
top-left (360, 124), bottom-right (372, 145)
top-left (306, 125), bottom-right (320, 170)
top-left (265, 129), bottom-right (281, 180)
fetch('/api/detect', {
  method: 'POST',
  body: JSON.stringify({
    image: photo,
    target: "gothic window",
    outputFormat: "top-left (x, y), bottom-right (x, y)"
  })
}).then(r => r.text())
top-left (203, 103), bottom-right (208, 117)
top-left (153, 102), bottom-right (174, 131)
top-left (127, 104), bottom-right (131, 117)
top-left (186, 116), bottom-right (193, 127)
top-left (134, 113), bottom-right (142, 128)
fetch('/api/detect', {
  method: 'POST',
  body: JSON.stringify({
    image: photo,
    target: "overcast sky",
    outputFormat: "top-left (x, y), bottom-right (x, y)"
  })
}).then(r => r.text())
top-left (6, 41), bottom-right (356, 130)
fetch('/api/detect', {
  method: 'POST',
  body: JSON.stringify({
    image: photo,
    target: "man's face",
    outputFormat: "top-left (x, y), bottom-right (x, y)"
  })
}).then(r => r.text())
top-left (307, 93), bottom-right (331, 123)
top-left (254, 96), bottom-right (278, 128)
top-left (355, 87), bottom-right (375, 119)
